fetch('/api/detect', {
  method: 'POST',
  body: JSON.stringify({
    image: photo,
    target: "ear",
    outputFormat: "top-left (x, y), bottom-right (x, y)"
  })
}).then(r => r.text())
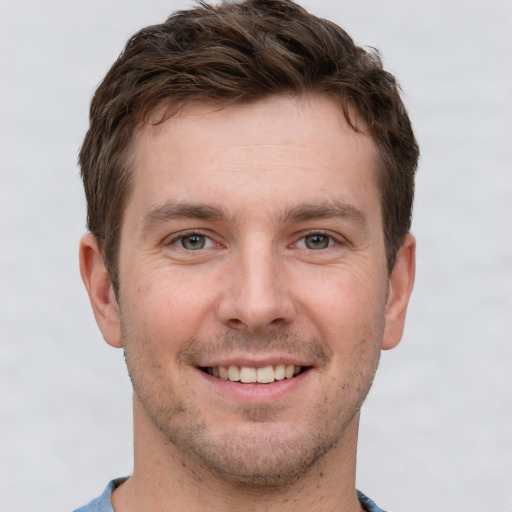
top-left (79, 233), bottom-right (122, 348)
top-left (382, 233), bottom-right (416, 350)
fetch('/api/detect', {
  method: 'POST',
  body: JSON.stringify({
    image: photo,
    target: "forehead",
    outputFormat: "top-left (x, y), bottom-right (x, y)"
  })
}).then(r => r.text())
top-left (128, 94), bottom-right (381, 225)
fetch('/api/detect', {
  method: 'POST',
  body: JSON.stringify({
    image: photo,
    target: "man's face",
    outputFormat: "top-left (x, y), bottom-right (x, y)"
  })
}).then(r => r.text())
top-left (113, 95), bottom-right (400, 485)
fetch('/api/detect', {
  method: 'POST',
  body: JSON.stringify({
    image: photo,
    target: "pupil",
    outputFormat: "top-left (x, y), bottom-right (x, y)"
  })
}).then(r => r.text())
top-left (306, 234), bottom-right (329, 249)
top-left (183, 235), bottom-right (205, 249)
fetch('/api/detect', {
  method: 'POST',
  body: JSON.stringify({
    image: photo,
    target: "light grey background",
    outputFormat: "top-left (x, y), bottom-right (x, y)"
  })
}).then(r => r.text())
top-left (1, 1), bottom-right (511, 511)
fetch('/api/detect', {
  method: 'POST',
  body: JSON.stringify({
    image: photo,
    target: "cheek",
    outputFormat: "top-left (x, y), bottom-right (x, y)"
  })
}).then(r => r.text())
top-left (120, 266), bottom-right (221, 348)
top-left (296, 268), bottom-right (388, 380)
top-left (298, 264), bottom-right (388, 334)
top-left (119, 288), bottom-right (189, 405)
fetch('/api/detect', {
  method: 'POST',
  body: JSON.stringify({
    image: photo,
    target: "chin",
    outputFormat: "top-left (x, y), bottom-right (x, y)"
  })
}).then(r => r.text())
top-left (181, 427), bottom-right (340, 488)
top-left (150, 408), bottom-right (352, 489)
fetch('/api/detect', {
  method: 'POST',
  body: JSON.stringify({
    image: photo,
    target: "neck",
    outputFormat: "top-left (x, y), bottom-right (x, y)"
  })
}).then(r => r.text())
top-left (112, 397), bottom-right (364, 512)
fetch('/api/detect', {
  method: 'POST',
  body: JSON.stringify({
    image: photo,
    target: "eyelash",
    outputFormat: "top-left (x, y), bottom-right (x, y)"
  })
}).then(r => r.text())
top-left (292, 231), bottom-right (341, 251)
top-left (167, 231), bottom-right (217, 250)
top-left (167, 230), bottom-right (343, 252)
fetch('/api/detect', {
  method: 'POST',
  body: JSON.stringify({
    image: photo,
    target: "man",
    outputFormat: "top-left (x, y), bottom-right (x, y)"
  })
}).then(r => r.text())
top-left (75, 1), bottom-right (418, 511)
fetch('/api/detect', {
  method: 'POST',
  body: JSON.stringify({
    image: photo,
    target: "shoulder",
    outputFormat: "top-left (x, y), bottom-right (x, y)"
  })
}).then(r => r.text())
top-left (73, 478), bottom-right (127, 512)
top-left (357, 490), bottom-right (390, 512)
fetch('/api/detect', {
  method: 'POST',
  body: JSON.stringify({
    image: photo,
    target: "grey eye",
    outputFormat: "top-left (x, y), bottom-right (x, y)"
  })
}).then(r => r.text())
top-left (304, 234), bottom-right (331, 250)
top-left (181, 234), bottom-right (206, 250)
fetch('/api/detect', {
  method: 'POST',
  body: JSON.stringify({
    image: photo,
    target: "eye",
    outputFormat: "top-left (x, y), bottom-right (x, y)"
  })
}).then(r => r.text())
top-left (297, 233), bottom-right (336, 250)
top-left (173, 233), bottom-right (215, 250)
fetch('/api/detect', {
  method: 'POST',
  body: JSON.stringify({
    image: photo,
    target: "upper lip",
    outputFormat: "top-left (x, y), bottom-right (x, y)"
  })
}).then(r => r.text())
top-left (195, 354), bottom-right (313, 368)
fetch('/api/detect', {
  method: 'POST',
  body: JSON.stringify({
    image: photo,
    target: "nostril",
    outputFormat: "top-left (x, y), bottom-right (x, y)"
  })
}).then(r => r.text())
top-left (226, 318), bottom-right (246, 331)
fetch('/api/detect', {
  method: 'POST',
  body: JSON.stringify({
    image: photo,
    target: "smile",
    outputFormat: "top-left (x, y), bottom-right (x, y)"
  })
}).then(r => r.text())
top-left (201, 365), bottom-right (307, 384)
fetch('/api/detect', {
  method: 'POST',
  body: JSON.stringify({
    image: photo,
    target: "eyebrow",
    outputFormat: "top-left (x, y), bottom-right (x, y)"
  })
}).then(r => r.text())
top-left (141, 202), bottom-right (231, 235)
top-left (277, 201), bottom-right (369, 231)
top-left (140, 199), bottom-right (368, 235)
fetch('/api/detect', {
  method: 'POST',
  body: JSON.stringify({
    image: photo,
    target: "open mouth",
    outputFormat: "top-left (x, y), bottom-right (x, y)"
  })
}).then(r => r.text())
top-left (200, 364), bottom-right (309, 384)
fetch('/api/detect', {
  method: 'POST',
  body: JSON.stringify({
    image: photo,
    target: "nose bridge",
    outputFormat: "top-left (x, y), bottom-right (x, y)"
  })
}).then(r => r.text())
top-left (217, 237), bottom-right (294, 331)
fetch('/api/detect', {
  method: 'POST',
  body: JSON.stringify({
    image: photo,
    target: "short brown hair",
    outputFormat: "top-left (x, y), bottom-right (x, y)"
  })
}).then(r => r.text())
top-left (80, 0), bottom-right (419, 290)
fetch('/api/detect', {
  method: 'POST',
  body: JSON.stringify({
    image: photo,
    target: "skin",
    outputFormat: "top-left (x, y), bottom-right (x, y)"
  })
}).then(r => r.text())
top-left (80, 94), bottom-right (415, 512)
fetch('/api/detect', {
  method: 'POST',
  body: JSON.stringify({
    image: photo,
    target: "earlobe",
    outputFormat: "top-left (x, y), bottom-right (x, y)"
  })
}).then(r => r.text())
top-left (382, 234), bottom-right (416, 350)
top-left (79, 233), bottom-right (123, 348)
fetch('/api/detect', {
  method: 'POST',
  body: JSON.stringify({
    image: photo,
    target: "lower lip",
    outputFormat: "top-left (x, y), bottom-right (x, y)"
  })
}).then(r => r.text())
top-left (198, 368), bottom-right (310, 402)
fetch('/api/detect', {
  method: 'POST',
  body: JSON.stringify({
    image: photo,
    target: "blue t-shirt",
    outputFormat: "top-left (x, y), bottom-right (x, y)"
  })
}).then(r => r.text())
top-left (74, 479), bottom-right (388, 512)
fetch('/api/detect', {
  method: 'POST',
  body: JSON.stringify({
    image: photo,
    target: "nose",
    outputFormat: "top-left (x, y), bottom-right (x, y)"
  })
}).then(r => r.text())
top-left (216, 244), bottom-right (296, 333)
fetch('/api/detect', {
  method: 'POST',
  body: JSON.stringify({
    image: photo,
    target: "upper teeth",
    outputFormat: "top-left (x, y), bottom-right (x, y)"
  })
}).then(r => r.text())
top-left (207, 364), bottom-right (302, 383)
